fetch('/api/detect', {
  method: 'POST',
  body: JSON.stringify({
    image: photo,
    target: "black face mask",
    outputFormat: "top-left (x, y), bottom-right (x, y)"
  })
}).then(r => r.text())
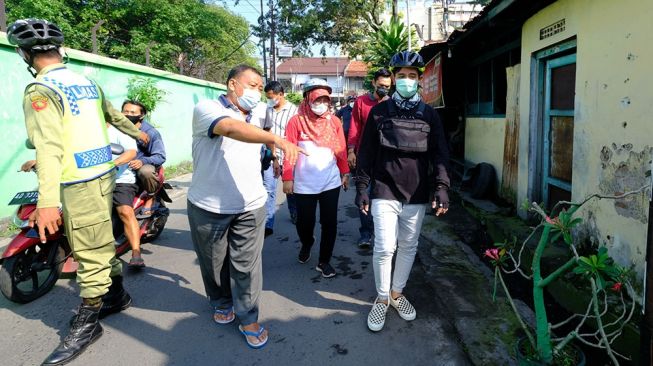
top-left (375, 87), bottom-right (388, 98)
top-left (126, 115), bottom-right (143, 124)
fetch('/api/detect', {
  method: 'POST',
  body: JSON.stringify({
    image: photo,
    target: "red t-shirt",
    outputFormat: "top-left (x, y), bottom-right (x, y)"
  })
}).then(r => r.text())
top-left (347, 93), bottom-right (381, 152)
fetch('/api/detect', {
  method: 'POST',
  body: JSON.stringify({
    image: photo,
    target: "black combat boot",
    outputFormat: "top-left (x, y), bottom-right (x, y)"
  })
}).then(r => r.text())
top-left (68, 276), bottom-right (132, 325)
top-left (42, 302), bottom-right (103, 365)
top-left (99, 275), bottom-right (132, 318)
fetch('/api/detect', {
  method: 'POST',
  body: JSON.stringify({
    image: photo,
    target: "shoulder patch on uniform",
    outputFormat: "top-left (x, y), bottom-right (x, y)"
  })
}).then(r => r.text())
top-left (31, 95), bottom-right (49, 112)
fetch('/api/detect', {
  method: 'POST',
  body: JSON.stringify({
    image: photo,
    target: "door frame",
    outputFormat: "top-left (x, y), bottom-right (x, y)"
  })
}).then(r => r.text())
top-left (527, 38), bottom-right (577, 207)
top-left (542, 53), bottom-right (576, 206)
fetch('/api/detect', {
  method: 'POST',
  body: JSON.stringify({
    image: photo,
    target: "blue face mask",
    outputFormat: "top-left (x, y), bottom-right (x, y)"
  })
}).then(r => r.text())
top-left (234, 80), bottom-right (261, 111)
top-left (395, 78), bottom-right (419, 98)
top-left (238, 88), bottom-right (261, 111)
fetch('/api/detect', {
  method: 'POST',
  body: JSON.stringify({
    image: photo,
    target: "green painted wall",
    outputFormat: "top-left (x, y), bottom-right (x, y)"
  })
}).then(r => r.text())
top-left (0, 32), bottom-right (226, 218)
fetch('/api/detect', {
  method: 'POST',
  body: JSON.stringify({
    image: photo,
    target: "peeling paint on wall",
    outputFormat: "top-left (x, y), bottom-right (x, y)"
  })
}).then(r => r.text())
top-left (598, 144), bottom-right (652, 223)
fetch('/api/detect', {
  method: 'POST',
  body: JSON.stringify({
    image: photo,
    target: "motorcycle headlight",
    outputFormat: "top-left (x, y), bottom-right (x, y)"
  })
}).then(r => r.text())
top-left (12, 215), bottom-right (30, 229)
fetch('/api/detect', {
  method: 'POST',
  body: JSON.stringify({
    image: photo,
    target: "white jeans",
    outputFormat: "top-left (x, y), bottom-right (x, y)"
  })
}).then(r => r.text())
top-left (371, 199), bottom-right (426, 300)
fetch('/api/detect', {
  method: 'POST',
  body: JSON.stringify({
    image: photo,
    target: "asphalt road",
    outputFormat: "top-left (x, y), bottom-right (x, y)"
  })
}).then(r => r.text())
top-left (0, 183), bottom-right (471, 366)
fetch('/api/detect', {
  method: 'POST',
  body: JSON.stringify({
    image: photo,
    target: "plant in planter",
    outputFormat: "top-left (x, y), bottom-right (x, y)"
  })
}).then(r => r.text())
top-left (485, 187), bottom-right (647, 365)
top-left (126, 76), bottom-right (167, 115)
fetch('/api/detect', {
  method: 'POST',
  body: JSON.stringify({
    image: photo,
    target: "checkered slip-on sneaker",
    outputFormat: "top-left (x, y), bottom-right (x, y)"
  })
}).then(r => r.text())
top-left (367, 298), bottom-right (389, 332)
top-left (390, 295), bottom-right (416, 321)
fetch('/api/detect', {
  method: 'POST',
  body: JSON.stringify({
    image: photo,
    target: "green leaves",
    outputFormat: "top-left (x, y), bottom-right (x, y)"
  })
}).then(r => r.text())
top-left (6, 0), bottom-right (257, 83)
top-left (573, 247), bottom-right (622, 290)
top-left (126, 76), bottom-right (167, 113)
top-left (285, 92), bottom-right (303, 105)
top-left (274, 0), bottom-right (386, 56)
top-left (544, 209), bottom-right (582, 245)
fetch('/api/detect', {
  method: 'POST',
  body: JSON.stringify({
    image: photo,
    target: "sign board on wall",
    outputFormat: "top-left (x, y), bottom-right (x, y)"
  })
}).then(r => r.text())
top-left (421, 52), bottom-right (444, 108)
top-left (278, 44), bottom-right (293, 58)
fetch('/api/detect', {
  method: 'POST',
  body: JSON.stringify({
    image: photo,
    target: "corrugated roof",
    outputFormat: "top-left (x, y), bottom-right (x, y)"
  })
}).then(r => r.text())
top-left (344, 61), bottom-right (369, 77)
top-left (277, 57), bottom-right (350, 75)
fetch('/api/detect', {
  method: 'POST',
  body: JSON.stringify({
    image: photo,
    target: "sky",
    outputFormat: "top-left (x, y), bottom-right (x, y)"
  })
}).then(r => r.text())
top-left (219, 0), bottom-right (341, 68)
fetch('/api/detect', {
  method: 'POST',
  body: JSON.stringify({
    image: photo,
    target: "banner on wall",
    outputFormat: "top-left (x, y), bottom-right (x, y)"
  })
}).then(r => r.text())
top-left (421, 52), bottom-right (444, 108)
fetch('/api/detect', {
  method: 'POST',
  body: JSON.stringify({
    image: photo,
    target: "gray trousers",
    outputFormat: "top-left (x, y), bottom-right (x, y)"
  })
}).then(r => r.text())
top-left (137, 164), bottom-right (160, 194)
top-left (187, 201), bottom-right (266, 325)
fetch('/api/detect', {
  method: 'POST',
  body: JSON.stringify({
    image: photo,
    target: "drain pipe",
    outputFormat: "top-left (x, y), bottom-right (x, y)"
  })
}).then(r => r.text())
top-left (642, 160), bottom-right (653, 365)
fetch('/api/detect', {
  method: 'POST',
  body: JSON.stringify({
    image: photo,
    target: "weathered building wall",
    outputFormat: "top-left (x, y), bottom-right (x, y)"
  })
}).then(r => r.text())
top-left (465, 117), bottom-right (506, 190)
top-left (517, 0), bottom-right (653, 275)
top-left (0, 32), bottom-right (226, 219)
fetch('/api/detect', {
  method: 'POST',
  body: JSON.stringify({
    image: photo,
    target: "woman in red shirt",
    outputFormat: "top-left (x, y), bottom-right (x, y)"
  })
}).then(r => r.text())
top-left (282, 79), bottom-right (350, 278)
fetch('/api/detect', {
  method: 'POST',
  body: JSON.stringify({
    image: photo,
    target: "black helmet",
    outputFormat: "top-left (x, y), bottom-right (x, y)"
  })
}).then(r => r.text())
top-left (389, 51), bottom-right (425, 72)
top-left (7, 19), bottom-right (64, 52)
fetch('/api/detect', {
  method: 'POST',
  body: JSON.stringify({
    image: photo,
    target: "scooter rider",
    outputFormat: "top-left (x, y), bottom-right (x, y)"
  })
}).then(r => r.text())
top-left (8, 19), bottom-right (148, 365)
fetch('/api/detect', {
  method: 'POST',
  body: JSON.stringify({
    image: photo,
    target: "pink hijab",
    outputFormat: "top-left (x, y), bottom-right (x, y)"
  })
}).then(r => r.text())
top-left (296, 88), bottom-right (344, 154)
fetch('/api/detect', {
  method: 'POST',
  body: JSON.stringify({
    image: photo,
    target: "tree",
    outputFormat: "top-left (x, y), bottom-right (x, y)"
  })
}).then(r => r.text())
top-left (364, 18), bottom-right (414, 70)
top-left (272, 0), bottom-right (386, 56)
top-left (362, 17), bottom-right (416, 90)
top-left (5, 0), bottom-right (258, 83)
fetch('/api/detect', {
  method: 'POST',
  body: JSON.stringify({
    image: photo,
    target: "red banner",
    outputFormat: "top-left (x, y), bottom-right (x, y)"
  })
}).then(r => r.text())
top-left (421, 52), bottom-right (444, 108)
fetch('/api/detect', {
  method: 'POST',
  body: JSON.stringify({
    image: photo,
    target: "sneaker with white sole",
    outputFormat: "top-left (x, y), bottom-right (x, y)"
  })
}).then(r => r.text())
top-left (316, 263), bottom-right (336, 278)
top-left (390, 295), bottom-right (416, 321)
top-left (367, 298), bottom-right (389, 332)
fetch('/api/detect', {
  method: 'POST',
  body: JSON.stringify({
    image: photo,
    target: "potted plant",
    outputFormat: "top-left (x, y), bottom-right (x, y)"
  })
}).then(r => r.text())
top-left (485, 187), bottom-right (646, 365)
top-left (126, 76), bottom-right (167, 115)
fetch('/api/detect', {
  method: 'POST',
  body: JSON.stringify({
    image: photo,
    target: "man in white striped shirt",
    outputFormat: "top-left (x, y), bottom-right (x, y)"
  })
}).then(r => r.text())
top-left (263, 81), bottom-right (299, 234)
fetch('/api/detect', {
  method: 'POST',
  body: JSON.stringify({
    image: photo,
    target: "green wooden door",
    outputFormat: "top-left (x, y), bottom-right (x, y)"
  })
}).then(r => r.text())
top-left (542, 53), bottom-right (576, 209)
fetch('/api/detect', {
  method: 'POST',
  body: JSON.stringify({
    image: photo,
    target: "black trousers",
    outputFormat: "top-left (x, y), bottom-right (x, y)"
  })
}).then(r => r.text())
top-left (294, 187), bottom-right (340, 264)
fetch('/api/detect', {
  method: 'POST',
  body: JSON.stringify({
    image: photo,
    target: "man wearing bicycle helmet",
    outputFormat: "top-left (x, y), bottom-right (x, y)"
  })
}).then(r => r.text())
top-left (8, 18), bottom-right (149, 365)
top-left (355, 51), bottom-right (451, 332)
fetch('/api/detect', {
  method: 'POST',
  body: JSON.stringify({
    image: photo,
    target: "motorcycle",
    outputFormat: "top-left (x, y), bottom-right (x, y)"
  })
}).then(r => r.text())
top-left (0, 144), bottom-right (172, 303)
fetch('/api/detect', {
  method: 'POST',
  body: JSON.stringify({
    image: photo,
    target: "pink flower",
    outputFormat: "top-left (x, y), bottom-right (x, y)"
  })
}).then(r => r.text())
top-left (546, 216), bottom-right (558, 225)
top-left (484, 248), bottom-right (500, 261)
top-left (611, 282), bottom-right (622, 292)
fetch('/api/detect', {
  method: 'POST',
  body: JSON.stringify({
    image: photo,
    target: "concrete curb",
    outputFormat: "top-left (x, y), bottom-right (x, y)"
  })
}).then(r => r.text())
top-left (166, 173), bottom-right (192, 202)
top-left (417, 212), bottom-right (534, 366)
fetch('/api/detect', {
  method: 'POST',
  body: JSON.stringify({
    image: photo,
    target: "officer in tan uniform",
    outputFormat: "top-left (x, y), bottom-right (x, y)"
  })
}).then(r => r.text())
top-left (7, 19), bottom-right (150, 365)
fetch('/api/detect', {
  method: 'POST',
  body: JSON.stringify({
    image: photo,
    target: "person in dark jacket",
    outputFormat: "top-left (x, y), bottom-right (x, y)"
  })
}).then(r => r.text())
top-left (335, 95), bottom-right (355, 143)
top-left (121, 100), bottom-right (166, 267)
top-left (356, 51), bottom-right (450, 332)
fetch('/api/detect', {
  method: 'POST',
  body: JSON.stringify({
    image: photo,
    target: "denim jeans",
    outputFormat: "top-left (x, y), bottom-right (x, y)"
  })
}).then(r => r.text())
top-left (356, 183), bottom-right (373, 240)
top-left (286, 193), bottom-right (297, 218)
top-left (371, 199), bottom-right (426, 300)
top-left (262, 165), bottom-right (277, 230)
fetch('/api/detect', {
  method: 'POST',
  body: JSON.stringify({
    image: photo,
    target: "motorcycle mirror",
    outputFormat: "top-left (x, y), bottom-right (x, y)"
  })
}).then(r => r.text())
top-left (110, 143), bottom-right (124, 155)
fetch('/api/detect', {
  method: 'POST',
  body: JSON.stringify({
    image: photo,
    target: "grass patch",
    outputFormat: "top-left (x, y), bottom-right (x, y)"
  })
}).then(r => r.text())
top-left (0, 221), bottom-right (20, 239)
top-left (164, 161), bottom-right (193, 179)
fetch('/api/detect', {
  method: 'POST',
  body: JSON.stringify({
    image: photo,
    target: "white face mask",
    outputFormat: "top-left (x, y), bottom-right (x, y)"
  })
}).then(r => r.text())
top-left (348, 102), bottom-right (354, 108)
top-left (267, 98), bottom-right (279, 107)
top-left (234, 80), bottom-right (261, 111)
top-left (311, 102), bottom-right (329, 116)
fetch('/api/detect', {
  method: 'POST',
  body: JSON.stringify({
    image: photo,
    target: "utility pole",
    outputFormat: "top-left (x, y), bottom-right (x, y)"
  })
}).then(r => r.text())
top-left (269, 0), bottom-right (276, 81)
top-left (91, 20), bottom-right (105, 54)
top-left (406, 0), bottom-right (411, 51)
top-left (259, 0), bottom-right (268, 82)
top-left (0, 0), bottom-right (7, 32)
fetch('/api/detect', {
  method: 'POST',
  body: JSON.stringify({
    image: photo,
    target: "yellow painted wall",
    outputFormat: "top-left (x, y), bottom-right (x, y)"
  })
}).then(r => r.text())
top-left (465, 117), bottom-right (506, 191)
top-left (517, 0), bottom-right (653, 275)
